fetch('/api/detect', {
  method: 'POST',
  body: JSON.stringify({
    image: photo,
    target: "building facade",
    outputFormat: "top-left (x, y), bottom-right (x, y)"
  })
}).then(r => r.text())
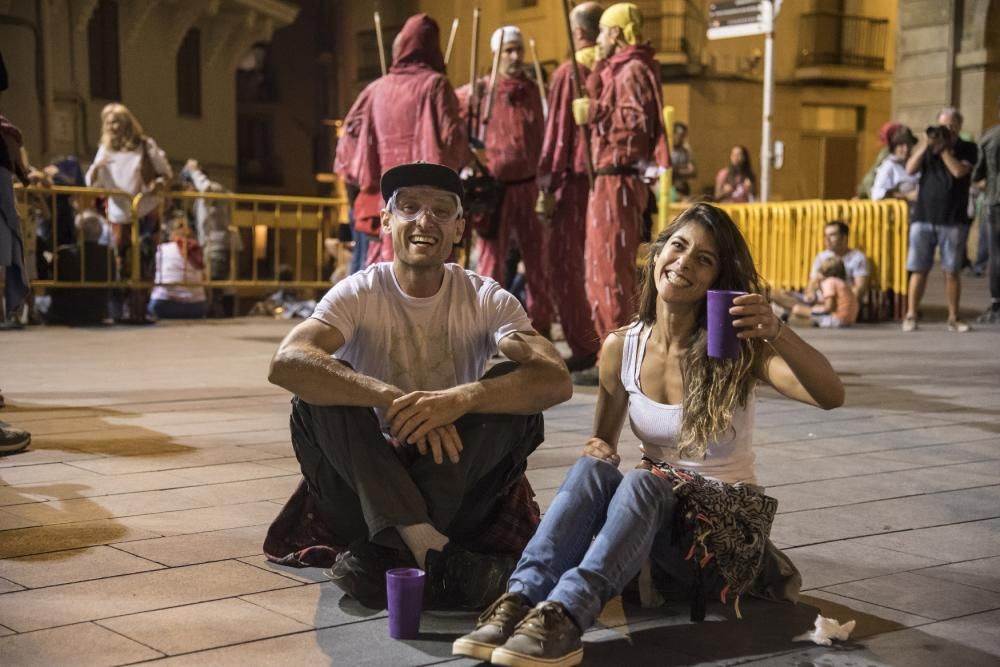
top-left (0, 0), bottom-right (298, 190)
top-left (893, 0), bottom-right (1000, 137)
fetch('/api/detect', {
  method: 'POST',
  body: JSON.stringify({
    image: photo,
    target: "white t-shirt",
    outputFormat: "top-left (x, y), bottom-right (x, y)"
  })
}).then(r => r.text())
top-left (871, 156), bottom-right (919, 202)
top-left (311, 263), bottom-right (533, 422)
top-left (810, 248), bottom-right (868, 285)
top-left (150, 243), bottom-right (206, 303)
top-left (85, 138), bottom-right (171, 223)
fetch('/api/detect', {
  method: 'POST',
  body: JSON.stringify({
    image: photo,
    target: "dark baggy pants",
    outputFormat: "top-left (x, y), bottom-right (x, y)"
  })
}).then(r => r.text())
top-left (288, 363), bottom-right (544, 550)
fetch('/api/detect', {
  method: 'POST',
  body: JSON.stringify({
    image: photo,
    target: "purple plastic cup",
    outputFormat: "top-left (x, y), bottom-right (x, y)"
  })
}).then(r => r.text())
top-left (386, 567), bottom-right (425, 640)
top-left (706, 289), bottom-right (747, 359)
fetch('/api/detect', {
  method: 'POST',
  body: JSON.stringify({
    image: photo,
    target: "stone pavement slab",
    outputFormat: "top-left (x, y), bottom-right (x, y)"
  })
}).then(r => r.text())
top-left (0, 622), bottom-right (163, 666)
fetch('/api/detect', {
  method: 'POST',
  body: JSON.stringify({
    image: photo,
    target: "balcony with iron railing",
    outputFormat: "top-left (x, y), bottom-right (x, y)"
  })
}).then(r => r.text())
top-left (796, 11), bottom-right (890, 82)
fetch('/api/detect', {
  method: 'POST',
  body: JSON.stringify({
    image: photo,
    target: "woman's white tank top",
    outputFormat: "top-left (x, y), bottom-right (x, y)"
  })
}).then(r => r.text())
top-left (621, 321), bottom-right (757, 485)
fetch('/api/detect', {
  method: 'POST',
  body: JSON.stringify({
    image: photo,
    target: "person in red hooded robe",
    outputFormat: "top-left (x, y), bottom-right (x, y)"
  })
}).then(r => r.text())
top-left (334, 14), bottom-right (468, 266)
top-left (571, 3), bottom-right (668, 383)
top-left (536, 2), bottom-right (604, 372)
top-left (457, 26), bottom-right (552, 336)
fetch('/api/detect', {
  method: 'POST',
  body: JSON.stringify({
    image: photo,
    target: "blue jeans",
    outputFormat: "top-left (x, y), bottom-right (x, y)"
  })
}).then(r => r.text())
top-left (148, 299), bottom-right (207, 319)
top-left (508, 457), bottom-right (687, 630)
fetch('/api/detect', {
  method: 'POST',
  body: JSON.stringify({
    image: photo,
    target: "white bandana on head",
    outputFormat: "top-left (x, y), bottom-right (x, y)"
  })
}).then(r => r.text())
top-left (490, 26), bottom-right (523, 52)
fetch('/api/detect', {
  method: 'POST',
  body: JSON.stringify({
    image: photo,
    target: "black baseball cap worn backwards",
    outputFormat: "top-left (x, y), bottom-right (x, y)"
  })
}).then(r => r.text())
top-left (380, 161), bottom-right (464, 204)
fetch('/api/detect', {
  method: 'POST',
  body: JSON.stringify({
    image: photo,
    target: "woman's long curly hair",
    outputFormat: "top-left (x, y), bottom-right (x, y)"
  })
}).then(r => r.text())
top-left (636, 203), bottom-right (766, 458)
top-left (99, 103), bottom-right (144, 151)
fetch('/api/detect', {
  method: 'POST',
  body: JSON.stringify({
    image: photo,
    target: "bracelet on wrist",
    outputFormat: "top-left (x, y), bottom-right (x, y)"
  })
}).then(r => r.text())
top-left (763, 320), bottom-right (784, 345)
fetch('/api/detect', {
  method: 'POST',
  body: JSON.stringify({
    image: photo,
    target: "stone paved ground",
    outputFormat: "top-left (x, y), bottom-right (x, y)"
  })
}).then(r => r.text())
top-left (0, 276), bottom-right (997, 666)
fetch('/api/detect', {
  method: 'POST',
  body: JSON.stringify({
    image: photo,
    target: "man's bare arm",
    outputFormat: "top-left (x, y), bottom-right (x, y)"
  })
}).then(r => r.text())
top-left (267, 318), bottom-right (403, 408)
top-left (385, 331), bottom-right (572, 445)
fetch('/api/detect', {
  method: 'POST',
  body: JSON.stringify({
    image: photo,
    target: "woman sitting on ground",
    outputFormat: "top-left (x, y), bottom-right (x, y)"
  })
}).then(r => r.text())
top-left (453, 203), bottom-right (844, 667)
top-left (148, 220), bottom-right (208, 320)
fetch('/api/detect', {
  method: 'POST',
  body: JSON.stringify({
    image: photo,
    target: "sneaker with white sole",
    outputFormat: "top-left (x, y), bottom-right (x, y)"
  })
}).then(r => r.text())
top-left (491, 601), bottom-right (583, 667)
top-left (452, 592), bottom-right (532, 661)
top-left (947, 319), bottom-right (971, 333)
top-left (901, 317), bottom-right (917, 332)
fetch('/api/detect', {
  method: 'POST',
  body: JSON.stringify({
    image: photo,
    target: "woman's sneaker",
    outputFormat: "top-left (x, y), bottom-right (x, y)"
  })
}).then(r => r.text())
top-left (491, 601), bottom-right (583, 667)
top-left (452, 592), bottom-right (532, 661)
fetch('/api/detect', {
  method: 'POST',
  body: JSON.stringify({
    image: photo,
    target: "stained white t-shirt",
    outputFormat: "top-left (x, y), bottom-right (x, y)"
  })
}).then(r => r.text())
top-left (311, 263), bottom-right (533, 422)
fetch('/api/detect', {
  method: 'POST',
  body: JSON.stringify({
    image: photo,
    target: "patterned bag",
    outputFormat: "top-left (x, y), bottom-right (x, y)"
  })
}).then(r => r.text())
top-left (646, 459), bottom-right (778, 620)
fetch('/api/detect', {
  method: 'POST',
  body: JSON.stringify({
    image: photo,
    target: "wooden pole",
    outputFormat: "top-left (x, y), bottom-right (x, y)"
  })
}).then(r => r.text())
top-left (480, 28), bottom-right (505, 144)
top-left (373, 11), bottom-right (387, 77)
top-left (444, 18), bottom-right (459, 65)
top-left (528, 38), bottom-right (548, 119)
top-left (560, 0), bottom-right (595, 189)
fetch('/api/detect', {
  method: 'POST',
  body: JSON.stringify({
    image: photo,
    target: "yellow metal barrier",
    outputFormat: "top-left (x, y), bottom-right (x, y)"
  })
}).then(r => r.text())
top-left (15, 184), bottom-right (348, 291)
top-left (18, 183), bottom-right (907, 318)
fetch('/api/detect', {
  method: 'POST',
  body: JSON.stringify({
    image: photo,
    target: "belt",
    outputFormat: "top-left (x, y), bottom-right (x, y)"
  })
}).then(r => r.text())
top-left (595, 166), bottom-right (640, 176)
top-left (500, 175), bottom-right (537, 186)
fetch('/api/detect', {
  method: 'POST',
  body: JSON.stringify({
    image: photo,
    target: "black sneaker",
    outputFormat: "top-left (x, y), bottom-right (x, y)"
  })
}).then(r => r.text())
top-left (491, 601), bottom-right (583, 667)
top-left (425, 544), bottom-right (519, 611)
top-left (324, 541), bottom-right (415, 609)
top-left (452, 592), bottom-right (532, 661)
top-left (0, 426), bottom-right (30, 455)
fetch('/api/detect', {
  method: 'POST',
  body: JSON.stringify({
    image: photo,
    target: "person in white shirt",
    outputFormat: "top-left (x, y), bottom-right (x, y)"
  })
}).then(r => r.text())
top-left (772, 220), bottom-right (871, 318)
top-left (148, 218), bottom-right (207, 319)
top-left (85, 103), bottom-right (171, 322)
top-left (454, 204), bottom-right (843, 667)
top-left (871, 126), bottom-right (919, 204)
top-left (85, 103), bottom-right (171, 238)
top-left (267, 162), bottom-right (572, 611)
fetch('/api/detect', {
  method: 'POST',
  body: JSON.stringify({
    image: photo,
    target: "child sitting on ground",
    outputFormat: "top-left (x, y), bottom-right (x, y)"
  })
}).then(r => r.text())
top-left (773, 257), bottom-right (858, 328)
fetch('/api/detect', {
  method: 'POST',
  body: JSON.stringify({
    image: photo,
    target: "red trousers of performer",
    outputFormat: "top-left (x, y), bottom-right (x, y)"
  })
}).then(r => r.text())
top-left (476, 181), bottom-right (553, 333)
top-left (585, 175), bottom-right (649, 343)
top-left (366, 229), bottom-right (394, 266)
top-left (549, 174), bottom-right (600, 358)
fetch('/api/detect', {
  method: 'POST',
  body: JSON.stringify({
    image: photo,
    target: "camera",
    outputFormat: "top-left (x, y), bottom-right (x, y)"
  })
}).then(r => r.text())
top-left (925, 125), bottom-right (952, 141)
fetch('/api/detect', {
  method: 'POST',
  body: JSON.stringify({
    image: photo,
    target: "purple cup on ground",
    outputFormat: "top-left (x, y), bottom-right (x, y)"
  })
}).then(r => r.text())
top-left (386, 567), bottom-right (425, 640)
top-left (706, 289), bottom-right (748, 359)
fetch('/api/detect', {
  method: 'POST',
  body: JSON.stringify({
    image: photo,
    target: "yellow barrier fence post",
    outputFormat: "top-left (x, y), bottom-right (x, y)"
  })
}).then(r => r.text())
top-left (657, 105), bottom-right (675, 239)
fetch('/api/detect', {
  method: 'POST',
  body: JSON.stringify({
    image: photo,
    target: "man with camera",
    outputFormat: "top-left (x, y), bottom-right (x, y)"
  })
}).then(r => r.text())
top-left (902, 107), bottom-right (979, 332)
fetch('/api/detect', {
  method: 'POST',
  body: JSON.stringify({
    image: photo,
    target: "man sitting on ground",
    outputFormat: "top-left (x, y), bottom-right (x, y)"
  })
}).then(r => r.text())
top-left (773, 220), bottom-right (869, 312)
top-left (267, 162), bottom-right (572, 610)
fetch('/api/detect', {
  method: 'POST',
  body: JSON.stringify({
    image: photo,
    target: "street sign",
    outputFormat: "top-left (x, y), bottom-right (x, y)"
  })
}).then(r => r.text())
top-left (707, 0), bottom-right (772, 40)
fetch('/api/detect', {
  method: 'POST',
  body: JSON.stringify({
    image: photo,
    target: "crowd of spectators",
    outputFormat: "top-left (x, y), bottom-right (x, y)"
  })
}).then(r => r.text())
top-left (8, 102), bottom-right (253, 326)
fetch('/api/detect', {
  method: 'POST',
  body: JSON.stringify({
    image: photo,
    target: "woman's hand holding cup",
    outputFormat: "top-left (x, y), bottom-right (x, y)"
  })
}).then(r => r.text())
top-left (730, 293), bottom-right (781, 340)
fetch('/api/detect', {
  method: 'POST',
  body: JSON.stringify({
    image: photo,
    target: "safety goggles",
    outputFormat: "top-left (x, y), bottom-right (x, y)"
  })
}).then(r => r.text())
top-left (388, 191), bottom-right (463, 224)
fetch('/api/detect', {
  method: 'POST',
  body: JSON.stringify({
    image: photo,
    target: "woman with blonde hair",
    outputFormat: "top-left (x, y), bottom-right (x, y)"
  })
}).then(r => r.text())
top-left (454, 203), bottom-right (844, 667)
top-left (85, 103), bottom-right (171, 321)
top-left (86, 103), bottom-right (171, 233)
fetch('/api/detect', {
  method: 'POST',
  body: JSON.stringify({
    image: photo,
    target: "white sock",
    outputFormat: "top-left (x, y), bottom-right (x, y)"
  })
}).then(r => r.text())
top-left (397, 523), bottom-right (449, 570)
